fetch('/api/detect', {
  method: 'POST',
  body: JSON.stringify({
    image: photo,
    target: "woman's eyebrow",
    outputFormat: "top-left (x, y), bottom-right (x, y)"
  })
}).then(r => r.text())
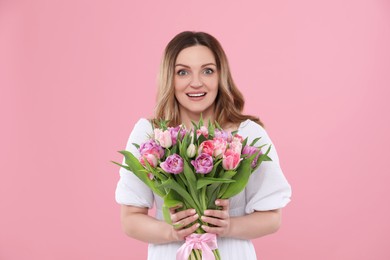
top-left (201, 63), bottom-right (217, 68)
top-left (175, 64), bottom-right (190, 68)
top-left (175, 63), bottom-right (217, 68)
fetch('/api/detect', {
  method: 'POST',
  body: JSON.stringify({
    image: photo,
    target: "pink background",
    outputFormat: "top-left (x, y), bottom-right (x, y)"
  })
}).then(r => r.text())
top-left (1, 0), bottom-right (389, 259)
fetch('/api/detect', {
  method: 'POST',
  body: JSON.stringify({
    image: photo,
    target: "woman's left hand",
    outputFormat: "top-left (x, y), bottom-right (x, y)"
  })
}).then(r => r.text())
top-left (200, 199), bottom-right (231, 237)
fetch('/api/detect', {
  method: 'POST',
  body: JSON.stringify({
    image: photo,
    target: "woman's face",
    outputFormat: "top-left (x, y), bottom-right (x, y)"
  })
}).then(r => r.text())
top-left (174, 45), bottom-right (219, 121)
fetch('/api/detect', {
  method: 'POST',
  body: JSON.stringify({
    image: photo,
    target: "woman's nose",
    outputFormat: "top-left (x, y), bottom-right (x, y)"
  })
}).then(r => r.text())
top-left (190, 75), bottom-right (203, 87)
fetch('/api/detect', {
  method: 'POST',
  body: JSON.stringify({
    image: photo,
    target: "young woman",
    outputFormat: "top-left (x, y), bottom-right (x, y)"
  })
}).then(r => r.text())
top-left (115, 31), bottom-right (291, 259)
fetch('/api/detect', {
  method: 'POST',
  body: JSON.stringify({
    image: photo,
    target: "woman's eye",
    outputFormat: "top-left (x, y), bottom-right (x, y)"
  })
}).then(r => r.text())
top-left (204, 68), bottom-right (214, 75)
top-left (177, 70), bottom-right (188, 76)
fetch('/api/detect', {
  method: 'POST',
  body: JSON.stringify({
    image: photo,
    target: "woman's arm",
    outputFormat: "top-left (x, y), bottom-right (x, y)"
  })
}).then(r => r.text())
top-left (200, 199), bottom-right (281, 240)
top-left (120, 205), bottom-right (200, 244)
top-left (227, 209), bottom-right (281, 239)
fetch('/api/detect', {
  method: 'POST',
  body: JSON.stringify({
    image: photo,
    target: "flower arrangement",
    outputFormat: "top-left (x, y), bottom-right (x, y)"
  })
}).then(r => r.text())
top-left (113, 118), bottom-right (272, 260)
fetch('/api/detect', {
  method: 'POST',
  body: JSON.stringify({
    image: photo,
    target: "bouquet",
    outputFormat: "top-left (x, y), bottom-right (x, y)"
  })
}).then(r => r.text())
top-left (113, 118), bottom-right (272, 260)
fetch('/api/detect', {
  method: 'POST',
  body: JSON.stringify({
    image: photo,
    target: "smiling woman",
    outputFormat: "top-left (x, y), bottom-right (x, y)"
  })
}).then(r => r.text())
top-left (115, 31), bottom-right (291, 260)
top-left (154, 31), bottom-right (263, 131)
top-left (174, 45), bottom-right (219, 128)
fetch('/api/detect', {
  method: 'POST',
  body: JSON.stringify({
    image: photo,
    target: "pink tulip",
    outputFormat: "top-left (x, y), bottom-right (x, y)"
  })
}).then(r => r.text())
top-left (198, 140), bottom-right (214, 156)
top-left (140, 152), bottom-right (158, 168)
top-left (154, 128), bottom-right (172, 148)
top-left (139, 140), bottom-right (164, 159)
top-left (212, 137), bottom-right (227, 158)
top-left (196, 126), bottom-right (209, 138)
top-left (222, 149), bottom-right (242, 170)
top-left (232, 133), bottom-right (244, 143)
top-left (229, 141), bottom-right (243, 154)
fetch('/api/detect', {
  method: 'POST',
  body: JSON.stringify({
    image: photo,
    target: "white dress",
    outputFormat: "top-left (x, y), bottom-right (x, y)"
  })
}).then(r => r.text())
top-left (115, 118), bottom-right (292, 260)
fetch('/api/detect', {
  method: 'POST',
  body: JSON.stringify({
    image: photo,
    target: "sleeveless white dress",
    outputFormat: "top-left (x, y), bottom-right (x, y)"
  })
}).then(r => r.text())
top-left (115, 118), bottom-right (292, 260)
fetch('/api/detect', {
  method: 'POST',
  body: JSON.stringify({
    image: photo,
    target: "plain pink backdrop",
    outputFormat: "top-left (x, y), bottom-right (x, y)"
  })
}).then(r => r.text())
top-left (1, 0), bottom-right (389, 259)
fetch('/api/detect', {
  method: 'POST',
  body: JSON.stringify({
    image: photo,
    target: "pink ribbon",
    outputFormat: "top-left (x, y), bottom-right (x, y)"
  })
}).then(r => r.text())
top-left (176, 233), bottom-right (218, 260)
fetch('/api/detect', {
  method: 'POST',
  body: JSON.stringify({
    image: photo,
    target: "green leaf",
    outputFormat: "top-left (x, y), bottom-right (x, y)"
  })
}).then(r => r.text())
top-left (214, 121), bottom-right (222, 130)
top-left (170, 145), bottom-right (177, 155)
top-left (197, 134), bottom-right (207, 144)
top-left (242, 137), bottom-right (248, 148)
top-left (206, 183), bottom-right (221, 209)
top-left (207, 159), bottom-right (222, 178)
top-left (117, 150), bottom-right (165, 197)
top-left (208, 120), bottom-right (215, 137)
top-left (156, 178), bottom-right (199, 211)
top-left (183, 161), bottom-right (202, 209)
top-left (250, 137), bottom-right (262, 147)
top-left (174, 171), bottom-right (187, 189)
top-left (220, 170), bottom-right (237, 179)
top-left (179, 138), bottom-right (188, 160)
top-left (162, 190), bottom-right (184, 224)
top-left (111, 161), bottom-right (131, 171)
top-left (132, 143), bottom-right (140, 149)
top-left (217, 170), bottom-right (237, 197)
top-left (260, 145), bottom-right (272, 161)
top-left (251, 145), bottom-right (272, 172)
top-left (197, 177), bottom-right (235, 189)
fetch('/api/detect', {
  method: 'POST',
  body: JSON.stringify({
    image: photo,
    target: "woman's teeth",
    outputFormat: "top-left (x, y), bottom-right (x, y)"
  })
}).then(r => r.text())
top-left (187, 93), bottom-right (206, 97)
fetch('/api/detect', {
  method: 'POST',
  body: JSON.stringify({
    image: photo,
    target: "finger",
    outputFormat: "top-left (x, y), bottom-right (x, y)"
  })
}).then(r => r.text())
top-left (201, 225), bottom-right (224, 235)
top-left (173, 213), bottom-right (199, 230)
top-left (203, 209), bottom-right (229, 219)
top-left (171, 208), bottom-right (196, 223)
top-left (168, 204), bottom-right (184, 214)
top-left (215, 199), bottom-right (229, 211)
top-left (200, 215), bottom-right (227, 227)
top-left (176, 222), bottom-right (201, 239)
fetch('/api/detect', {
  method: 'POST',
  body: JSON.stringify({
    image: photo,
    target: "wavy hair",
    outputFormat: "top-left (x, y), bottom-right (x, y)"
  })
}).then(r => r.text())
top-left (154, 31), bottom-right (263, 128)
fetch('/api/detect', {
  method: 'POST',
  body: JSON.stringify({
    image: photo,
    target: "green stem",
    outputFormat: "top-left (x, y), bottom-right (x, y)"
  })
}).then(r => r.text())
top-left (215, 249), bottom-right (221, 260)
top-left (194, 249), bottom-right (202, 260)
top-left (201, 186), bottom-right (207, 211)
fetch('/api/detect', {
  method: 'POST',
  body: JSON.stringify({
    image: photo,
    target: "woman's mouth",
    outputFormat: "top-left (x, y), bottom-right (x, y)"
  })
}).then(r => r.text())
top-left (186, 92), bottom-right (206, 97)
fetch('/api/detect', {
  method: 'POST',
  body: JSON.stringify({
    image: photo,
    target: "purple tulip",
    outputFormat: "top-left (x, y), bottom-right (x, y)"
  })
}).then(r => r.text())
top-left (139, 140), bottom-right (165, 159)
top-left (214, 129), bottom-right (232, 142)
top-left (168, 126), bottom-right (187, 145)
top-left (160, 154), bottom-right (184, 174)
top-left (191, 153), bottom-right (213, 174)
top-left (242, 145), bottom-right (262, 168)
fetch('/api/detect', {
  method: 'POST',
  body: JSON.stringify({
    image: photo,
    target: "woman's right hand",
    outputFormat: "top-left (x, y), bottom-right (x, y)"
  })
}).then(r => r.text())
top-left (169, 207), bottom-right (200, 242)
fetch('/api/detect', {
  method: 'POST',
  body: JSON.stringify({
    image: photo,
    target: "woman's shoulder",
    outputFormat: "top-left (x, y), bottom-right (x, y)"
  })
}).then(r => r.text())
top-left (134, 117), bottom-right (152, 128)
top-left (238, 119), bottom-right (273, 148)
top-left (238, 119), bottom-right (266, 133)
top-left (129, 118), bottom-right (154, 137)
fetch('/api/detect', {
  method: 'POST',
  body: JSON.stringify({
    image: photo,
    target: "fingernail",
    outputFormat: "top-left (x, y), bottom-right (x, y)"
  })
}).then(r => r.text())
top-left (194, 214), bottom-right (199, 219)
top-left (215, 200), bottom-right (220, 205)
top-left (191, 209), bottom-right (196, 214)
top-left (204, 210), bottom-right (209, 215)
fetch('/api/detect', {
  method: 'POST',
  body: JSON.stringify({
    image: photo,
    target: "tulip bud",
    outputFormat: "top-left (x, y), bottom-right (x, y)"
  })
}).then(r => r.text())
top-left (187, 143), bottom-right (196, 158)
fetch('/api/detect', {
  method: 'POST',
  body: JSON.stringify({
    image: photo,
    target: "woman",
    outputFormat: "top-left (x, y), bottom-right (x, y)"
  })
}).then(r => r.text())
top-left (115, 31), bottom-right (291, 259)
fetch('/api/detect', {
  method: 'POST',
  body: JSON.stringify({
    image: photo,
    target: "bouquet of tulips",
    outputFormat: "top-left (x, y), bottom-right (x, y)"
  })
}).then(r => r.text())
top-left (113, 118), bottom-right (272, 260)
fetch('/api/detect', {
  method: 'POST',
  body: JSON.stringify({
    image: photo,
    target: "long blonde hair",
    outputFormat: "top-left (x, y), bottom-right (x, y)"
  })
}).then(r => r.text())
top-left (154, 31), bottom-right (263, 128)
